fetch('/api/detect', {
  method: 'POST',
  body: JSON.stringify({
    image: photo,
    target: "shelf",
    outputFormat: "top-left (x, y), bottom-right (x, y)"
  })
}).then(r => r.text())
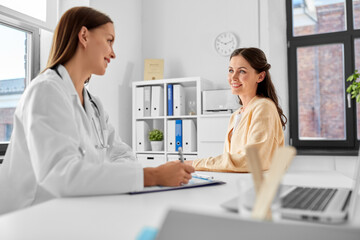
top-left (132, 77), bottom-right (210, 167)
top-left (135, 115), bottom-right (199, 120)
top-left (167, 152), bottom-right (198, 155)
top-left (167, 115), bottom-right (197, 119)
top-left (136, 151), bottom-right (165, 154)
top-left (199, 114), bottom-right (232, 118)
top-left (136, 151), bottom-right (198, 155)
top-left (136, 116), bottom-right (165, 120)
top-left (133, 77), bottom-right (201, 87)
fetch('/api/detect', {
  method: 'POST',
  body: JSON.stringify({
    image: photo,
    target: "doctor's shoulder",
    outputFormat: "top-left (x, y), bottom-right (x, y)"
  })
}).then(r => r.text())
top-left (20, 69), bottom-right (69, 106)
top-left (35, 68), bottom-right (62, 84)
top-left (31, 68), bottom-right (67, 91)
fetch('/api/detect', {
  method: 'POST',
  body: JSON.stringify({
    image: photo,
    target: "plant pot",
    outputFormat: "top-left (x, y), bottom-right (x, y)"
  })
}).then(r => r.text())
top-left (150, 141), bottom-right (163, 151)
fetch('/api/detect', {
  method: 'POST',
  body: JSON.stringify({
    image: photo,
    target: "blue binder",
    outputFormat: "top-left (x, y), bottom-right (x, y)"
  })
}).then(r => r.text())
top-left (175, 119), bottom-right (182, 151)
top-left (167, 84), bottom-right (173, 116)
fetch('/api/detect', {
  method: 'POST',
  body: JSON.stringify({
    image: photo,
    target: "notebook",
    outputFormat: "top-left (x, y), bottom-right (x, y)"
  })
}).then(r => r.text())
top-left (221, 150), bottom-right (360, 224)
top-left (129, 174), bottom-right (225, 194)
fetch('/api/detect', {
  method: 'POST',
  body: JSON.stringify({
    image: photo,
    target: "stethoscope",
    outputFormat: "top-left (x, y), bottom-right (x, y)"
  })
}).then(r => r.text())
top-left (53, 66), bottom-right (109, 150)
top-left (88, 92), bottom-right (109, 149)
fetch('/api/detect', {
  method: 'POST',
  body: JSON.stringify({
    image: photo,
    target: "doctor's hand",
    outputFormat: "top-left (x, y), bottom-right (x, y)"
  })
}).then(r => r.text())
top-left (144, 161), bottom-right (195, 187)
top-left (184, 160), bottom-right (193, 166)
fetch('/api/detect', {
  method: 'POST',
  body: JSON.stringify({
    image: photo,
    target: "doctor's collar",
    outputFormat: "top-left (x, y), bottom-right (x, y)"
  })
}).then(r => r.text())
top-left (84, 76), bottom-right (91, 85)
top-left (51, 65), bottom-right (62, 79)
top-left (52, 64), bottom-right (91, 86)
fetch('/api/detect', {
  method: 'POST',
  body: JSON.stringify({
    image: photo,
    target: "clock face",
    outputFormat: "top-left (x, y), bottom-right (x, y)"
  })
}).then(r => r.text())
top-left (214, 32), bottom-right (238, 56)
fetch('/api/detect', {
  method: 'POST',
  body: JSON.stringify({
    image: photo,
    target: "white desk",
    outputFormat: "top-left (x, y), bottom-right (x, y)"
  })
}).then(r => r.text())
top-left (0, 171), bottom-right (358, 240)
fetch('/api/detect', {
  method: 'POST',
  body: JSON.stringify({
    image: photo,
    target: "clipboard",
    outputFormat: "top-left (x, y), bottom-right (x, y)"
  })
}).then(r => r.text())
top-left (129, 175), bottom-right (225, 195)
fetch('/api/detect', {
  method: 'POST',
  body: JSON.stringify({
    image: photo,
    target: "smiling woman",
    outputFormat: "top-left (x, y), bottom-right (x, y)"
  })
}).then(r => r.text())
top-left (188, 48), bottom-right (287, 173)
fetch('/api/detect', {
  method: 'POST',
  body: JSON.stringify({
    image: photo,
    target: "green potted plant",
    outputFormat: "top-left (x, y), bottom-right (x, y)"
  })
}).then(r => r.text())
top-left (346, 70), bottom-right (360, 102)
top-left (148, 129), bottom-right (164, 151)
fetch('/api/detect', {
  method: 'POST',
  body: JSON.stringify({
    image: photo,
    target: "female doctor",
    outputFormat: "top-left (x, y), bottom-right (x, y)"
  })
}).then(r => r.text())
top-left (0, 6), bottom-right (194, 215)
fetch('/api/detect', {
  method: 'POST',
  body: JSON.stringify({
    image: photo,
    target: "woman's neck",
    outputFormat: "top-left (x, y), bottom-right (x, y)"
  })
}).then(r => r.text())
top-left (64, 57), bottom-right (89, 106)
top-left (239, 94), bottom-right (256, 110)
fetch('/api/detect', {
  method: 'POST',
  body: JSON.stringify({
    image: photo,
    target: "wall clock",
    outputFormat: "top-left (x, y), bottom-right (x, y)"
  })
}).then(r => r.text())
top-left (214, 32), bottom-right (238, 56)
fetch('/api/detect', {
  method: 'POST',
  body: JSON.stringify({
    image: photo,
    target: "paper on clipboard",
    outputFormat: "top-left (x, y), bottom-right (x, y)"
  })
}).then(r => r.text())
top-left (129, 175), bottom-right (225, 195)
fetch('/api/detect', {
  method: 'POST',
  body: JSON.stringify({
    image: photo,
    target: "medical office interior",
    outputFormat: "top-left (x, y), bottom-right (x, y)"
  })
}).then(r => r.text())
top-left (1, 0), bottom-right (360, 239)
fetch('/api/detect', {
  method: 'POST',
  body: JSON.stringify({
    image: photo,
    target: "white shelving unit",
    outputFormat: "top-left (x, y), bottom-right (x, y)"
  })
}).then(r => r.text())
top-left (132, 77), bottom-right (212, 167)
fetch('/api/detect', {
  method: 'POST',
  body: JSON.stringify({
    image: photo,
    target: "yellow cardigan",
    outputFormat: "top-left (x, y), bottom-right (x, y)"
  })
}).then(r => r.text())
top-left (193, 96), bottom-right (284, 172)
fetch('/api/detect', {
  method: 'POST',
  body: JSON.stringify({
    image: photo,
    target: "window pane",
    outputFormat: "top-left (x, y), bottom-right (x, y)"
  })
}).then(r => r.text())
top-left (355, 39), bottom-right (360, 139)
top-left (0, 0), bottom-right (46, 21)
top-left (355, 0), bottom-right (360, 29)
top-left (293, 0), bottom-right (346, 37)
top-left (297, 44), bottom-right (345, 140)
top-left (0, 23), bottom-right (28, 142)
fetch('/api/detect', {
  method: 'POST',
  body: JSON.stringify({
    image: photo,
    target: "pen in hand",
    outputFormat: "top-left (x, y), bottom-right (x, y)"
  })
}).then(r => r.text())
top-left (178, 147), bottom-right (184, 163)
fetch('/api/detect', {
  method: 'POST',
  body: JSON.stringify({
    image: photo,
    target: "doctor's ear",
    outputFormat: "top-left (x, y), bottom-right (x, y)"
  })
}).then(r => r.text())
top-left (78, 26), bottom-right (89, 48)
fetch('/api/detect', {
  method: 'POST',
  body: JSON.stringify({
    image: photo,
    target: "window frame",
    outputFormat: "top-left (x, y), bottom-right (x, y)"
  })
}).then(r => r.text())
top-left (0, 13), bottom-right (40, 156)
top-left (287, 0), bottom-right (360, 155)
top-left (0, 0), bottom-right (57, 31)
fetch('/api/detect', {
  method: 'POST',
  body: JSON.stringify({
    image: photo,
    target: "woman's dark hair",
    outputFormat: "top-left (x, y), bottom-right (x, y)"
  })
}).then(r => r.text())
top-left (44, 7), bottom-right (113, 72)
top-left (230, 47), bottom-right (287, 129)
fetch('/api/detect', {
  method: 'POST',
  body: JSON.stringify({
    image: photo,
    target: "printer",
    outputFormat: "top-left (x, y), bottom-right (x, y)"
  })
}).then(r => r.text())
top-left (202, 89), bottom-right (240, 114)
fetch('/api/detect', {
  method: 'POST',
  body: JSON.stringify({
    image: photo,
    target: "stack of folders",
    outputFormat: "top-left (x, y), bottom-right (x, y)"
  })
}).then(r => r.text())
top-left (167, 119), bottom-right (197, 152)
top-left (167, 84), bottom-right (185, 116)
top-left (136, 86), bottom-right (164, 118)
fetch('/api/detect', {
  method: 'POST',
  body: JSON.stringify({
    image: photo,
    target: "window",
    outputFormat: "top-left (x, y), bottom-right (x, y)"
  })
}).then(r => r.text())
top-left (287, 0), bottom-right (360, 155)
top-left (354, 0), bottom-right (360, 29)
top-left (292, 0), bottom-right (346, 36)
top-left (0, 14), bottom-right (39, 156)
top-left (0, 0), bottom-right (47, 21)
top-left (0, 0), bottom-right (57, 31)
top-left (356, 38), bottom-right (360, 138)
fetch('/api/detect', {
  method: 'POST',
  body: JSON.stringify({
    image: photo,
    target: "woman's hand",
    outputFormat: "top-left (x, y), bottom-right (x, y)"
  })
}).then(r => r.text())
top-left (144, 161), bottom-right (195, 187)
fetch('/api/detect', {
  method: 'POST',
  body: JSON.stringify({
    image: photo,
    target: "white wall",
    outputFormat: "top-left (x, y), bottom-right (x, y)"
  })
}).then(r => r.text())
top-left (259, 0), bottom-right (289, 142)
top-left (88, 0), bottom-right (142, 145)
top-left (142, 0), bottom-right (259, 89)
top-left (58, 0), bottom-right (90, 16)
top-left (40, 29), bottom-right (53, 71)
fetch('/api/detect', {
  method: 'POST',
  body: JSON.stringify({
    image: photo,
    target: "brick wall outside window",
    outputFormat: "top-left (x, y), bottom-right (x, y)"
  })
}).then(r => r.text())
top-left (295, 2), bottom-right (360, 140)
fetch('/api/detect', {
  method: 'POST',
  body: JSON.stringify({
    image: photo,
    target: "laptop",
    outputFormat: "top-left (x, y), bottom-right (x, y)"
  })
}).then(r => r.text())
top-left (221, 150), bottom-right (360, 224)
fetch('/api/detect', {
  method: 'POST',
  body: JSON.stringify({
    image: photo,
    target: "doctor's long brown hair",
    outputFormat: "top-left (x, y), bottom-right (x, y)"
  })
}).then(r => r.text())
top-left (230, 48), bottom-right (287, 129)
top-left (43, 7), bottom-right (113, 72)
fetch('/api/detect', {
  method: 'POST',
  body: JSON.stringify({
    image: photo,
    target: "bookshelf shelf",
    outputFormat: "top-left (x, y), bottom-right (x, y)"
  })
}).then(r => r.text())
top-left (132, 77), bottom-right (212, 167)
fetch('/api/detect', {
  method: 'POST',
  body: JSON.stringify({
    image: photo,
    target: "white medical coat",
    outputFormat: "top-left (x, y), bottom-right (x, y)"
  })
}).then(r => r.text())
top-left (0, 65), bottom-right (143, 214)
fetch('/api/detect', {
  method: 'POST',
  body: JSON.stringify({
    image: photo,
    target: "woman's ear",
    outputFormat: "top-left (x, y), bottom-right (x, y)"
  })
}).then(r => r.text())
top-left (78, 26), bottom-right (89, 48)
top-left (257, 71), bottom-right (266, 83)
